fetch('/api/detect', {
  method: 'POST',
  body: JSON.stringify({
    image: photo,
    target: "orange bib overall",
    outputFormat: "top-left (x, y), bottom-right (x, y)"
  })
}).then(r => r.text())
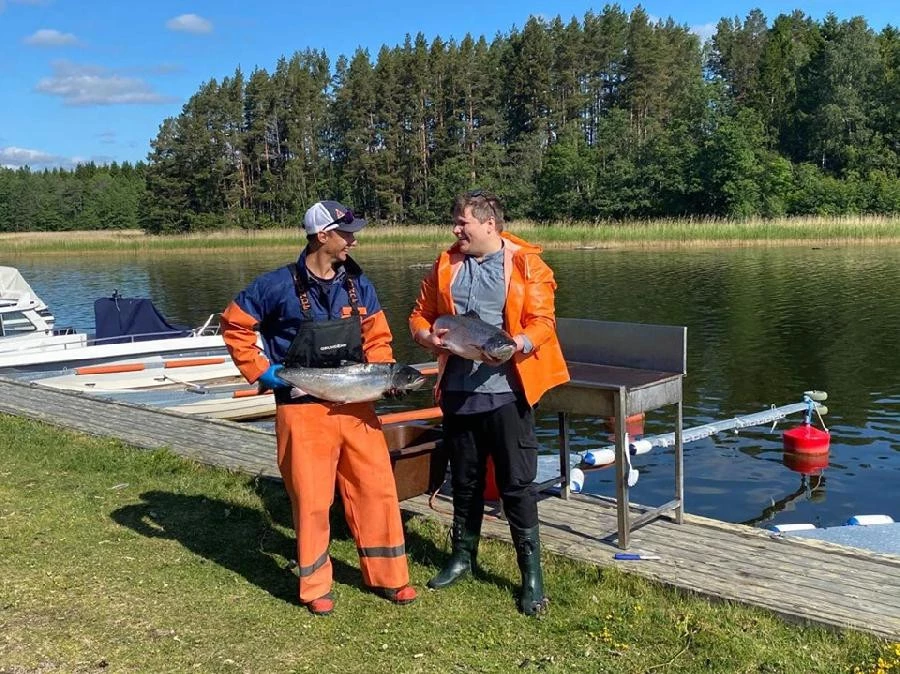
top-left (278, 269), bottom-right (408, 602)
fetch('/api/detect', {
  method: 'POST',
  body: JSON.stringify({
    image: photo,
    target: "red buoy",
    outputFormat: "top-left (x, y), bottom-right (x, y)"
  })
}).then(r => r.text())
top-left (782, 424), bottom-right (831, 454)
top-left (604, 413), bottom-right (645, 439)
top-left (783, 450), bottom-right (829, 475)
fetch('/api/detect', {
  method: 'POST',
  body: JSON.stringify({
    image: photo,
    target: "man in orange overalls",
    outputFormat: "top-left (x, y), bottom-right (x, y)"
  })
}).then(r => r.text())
top-left (409, 189), bottom-right (569, 615)
top-left (222, 200), bottom-right (416, 616)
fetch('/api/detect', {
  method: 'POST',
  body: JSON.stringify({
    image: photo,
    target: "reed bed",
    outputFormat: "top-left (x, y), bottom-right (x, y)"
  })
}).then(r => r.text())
top-left (2, 215), bottom-right (899, 254)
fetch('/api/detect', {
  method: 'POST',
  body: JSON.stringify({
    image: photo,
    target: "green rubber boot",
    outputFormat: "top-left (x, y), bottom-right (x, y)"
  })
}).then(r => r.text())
top-left (511, 525), bottom-right (549, 616)
top-left (427, 520), bottom-right (480, 589)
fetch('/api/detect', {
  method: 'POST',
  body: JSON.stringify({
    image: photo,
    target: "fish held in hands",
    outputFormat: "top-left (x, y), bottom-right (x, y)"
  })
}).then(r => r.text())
top-left (278, 363), bottom-right (427, 403)
top-left (433, 311), bottom-right (517, 364)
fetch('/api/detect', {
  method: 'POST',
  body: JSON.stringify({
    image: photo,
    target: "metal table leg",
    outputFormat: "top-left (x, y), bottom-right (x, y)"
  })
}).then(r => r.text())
top-left (558, 412), bottom-right (571, 500)
top-left (675, 399), bottom-right (684, 523)
top-left (614, 388), bottom-right (629, 549)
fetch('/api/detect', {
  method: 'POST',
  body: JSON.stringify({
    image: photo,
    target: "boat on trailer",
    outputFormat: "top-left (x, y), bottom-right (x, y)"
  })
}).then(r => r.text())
top-left (0, 268), bottom-right (226, 372)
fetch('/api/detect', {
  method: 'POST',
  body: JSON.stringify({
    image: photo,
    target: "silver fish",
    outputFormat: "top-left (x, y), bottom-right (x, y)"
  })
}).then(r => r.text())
top-left (278, 362), bottom-right (427, 403)
top-left (433, 311), bottom-right (517, 364)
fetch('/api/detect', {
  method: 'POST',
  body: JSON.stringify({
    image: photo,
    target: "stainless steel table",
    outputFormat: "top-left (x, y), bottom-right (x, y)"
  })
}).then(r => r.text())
top-left (540, 318), bottom-right (687, 549)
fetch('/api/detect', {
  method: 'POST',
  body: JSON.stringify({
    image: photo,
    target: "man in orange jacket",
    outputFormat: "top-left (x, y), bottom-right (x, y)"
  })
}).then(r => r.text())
top-left (409, 190), bottom-right (569, 615)
top-left (222, 200), bottom-right (416, 616)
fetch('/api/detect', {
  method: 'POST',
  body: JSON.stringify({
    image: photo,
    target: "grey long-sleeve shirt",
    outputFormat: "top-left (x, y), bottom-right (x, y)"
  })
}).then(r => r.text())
top-left (440, 245), bottom-right (523, 415)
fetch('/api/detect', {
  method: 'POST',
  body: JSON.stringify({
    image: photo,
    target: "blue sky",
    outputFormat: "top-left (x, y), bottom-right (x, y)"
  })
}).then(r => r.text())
top-left (0, 0), bottom-right (894, 169)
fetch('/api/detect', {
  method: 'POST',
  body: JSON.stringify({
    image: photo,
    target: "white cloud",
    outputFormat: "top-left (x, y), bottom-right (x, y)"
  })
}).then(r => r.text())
top-left (165, 13), bottom-right (213, 34)
top-left (691, 22), bottom-right (718, 42)
top-left (34, 61), bottom-right (177, 106)
top-left (0, 146), bottom-right (62, 168)
top-left (0, 146), bottom-right (121, 169)
top-left (24, 28), bottom-right (79, 46)
top-left (643, 13), bottom-right (716, 42)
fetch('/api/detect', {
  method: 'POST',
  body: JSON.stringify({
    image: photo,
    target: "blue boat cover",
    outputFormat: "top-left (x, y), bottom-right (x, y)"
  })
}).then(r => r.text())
top-left (94, 296), bottom-right (191, 343)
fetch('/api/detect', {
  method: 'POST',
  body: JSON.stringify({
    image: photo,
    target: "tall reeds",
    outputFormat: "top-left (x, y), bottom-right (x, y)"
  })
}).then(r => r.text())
top-left (3, 215), bottom-right (898, 254)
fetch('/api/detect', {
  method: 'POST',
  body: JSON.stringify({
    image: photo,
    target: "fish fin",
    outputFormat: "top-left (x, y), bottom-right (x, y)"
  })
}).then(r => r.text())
top-left (462, 309), bottom-right (481, 320)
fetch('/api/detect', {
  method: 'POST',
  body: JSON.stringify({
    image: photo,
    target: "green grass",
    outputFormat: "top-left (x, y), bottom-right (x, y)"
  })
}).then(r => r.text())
top-left (0, 413), bottom-right (896, 674)
top-left (3, 215), bottom-right (899, 254)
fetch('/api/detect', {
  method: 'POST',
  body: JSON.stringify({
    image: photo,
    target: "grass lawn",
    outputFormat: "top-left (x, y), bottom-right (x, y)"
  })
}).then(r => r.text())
top-left (0, 413), bottom-right (896, 674)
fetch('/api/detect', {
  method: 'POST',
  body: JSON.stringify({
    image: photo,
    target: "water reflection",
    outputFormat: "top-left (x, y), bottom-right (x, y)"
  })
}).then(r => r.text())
top-left (742, 473), bottom-right (827, 528)
top-left (9, 244), bottom-right (900, 527)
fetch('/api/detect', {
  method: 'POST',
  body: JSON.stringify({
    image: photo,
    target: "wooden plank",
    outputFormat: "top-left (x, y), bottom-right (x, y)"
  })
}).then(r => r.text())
top-left (0, 378), bottom-right (278, 476)
top-left (404, 494), bottom-right (900, 640)
top-left (537, 500), bottom-right (900, 600)
top-left (541, 496), bottom-right (900, 576)
top-left (538, 524), bottom-right (896, 598)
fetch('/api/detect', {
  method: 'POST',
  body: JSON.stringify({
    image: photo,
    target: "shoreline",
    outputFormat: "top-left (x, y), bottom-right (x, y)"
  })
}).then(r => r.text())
top-left (3, 219), bottom-right (900, 255)
top-left (5, 238), bottom-right (900, 257)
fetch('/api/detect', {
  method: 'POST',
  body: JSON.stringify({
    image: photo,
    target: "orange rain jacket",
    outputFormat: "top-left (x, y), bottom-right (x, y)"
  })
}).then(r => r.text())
top-left (409, 231), bottom-right (570, 407)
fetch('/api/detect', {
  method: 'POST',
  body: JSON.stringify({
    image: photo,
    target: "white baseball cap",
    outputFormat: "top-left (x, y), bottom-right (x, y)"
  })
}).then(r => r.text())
top-left (302, 200), bottom-right (367, 235)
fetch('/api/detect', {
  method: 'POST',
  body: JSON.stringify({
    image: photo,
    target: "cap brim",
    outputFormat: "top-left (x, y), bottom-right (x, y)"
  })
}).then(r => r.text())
top-left (335, 217), bottom-right (366, 233)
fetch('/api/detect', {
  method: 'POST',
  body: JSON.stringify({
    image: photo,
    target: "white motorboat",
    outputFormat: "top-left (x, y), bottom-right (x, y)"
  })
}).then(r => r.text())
top-left (0, 266), bottom-right (82, 352)
top-left (164, 389), bottom-right (276, 421)
top-left (0, 267), bottom-right (227, 371)
top-left (56, 360), bottom-right (438, 423)
top-left (100, 383), bottom-right (275, 422)
top-left (29, 355), bottom-right (242, 392)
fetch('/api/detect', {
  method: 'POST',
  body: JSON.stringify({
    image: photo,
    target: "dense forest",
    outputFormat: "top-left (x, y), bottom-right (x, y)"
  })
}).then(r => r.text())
top-left (1, 7), bottom-right (898, 233)
top-left (0, 162), bottom-right (146, 232)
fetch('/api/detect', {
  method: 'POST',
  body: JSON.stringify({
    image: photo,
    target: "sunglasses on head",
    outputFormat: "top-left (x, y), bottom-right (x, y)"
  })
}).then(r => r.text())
top-left (463, 189), bottom-right (499, 219)
top-left (325, 209), bottom-right (356, 229)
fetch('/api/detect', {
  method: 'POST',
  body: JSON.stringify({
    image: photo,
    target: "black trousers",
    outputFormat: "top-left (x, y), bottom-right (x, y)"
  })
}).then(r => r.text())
top-left (443, 397), bottom-right (539, 530)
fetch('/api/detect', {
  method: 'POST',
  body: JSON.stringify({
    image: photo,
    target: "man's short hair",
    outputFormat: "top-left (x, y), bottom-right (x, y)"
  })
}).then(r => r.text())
top-left (453, 190), bottom-right (505, 231)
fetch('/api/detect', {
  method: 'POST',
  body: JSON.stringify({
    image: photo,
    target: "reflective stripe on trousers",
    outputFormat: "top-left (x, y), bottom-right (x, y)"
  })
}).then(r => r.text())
top-left (275, 401), bottom-right (409, 603)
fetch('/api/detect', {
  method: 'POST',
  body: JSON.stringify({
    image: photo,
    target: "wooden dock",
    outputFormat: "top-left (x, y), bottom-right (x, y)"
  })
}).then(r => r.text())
top-left (1, 376), bottom-right (898, 640)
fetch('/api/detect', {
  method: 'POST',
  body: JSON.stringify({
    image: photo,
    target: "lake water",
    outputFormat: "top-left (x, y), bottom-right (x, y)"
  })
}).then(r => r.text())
top-left (8, 244), bottom-right (899, 529)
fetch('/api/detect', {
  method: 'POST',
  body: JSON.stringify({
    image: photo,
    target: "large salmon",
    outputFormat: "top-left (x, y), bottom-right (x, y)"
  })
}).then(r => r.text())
top-left (433, 311), bottom-right (517, 364)
top-left (278, 362), bottom-right (426, 403)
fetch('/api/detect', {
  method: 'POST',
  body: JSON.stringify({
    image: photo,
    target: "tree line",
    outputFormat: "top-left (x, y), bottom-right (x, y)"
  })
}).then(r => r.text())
top-left (0, 162), bottom-right (145, 233)
top-left (2, 6), bottom-right (898, 234)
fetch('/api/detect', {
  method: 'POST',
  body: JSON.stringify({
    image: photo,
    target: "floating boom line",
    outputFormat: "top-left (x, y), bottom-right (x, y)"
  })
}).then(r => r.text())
top-left (579, 394), bottom-right (826, 468)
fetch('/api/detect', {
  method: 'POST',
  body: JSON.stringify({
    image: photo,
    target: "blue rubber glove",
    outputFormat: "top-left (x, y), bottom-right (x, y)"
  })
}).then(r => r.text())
top-left (258, 364), bottom-right (289, 391)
